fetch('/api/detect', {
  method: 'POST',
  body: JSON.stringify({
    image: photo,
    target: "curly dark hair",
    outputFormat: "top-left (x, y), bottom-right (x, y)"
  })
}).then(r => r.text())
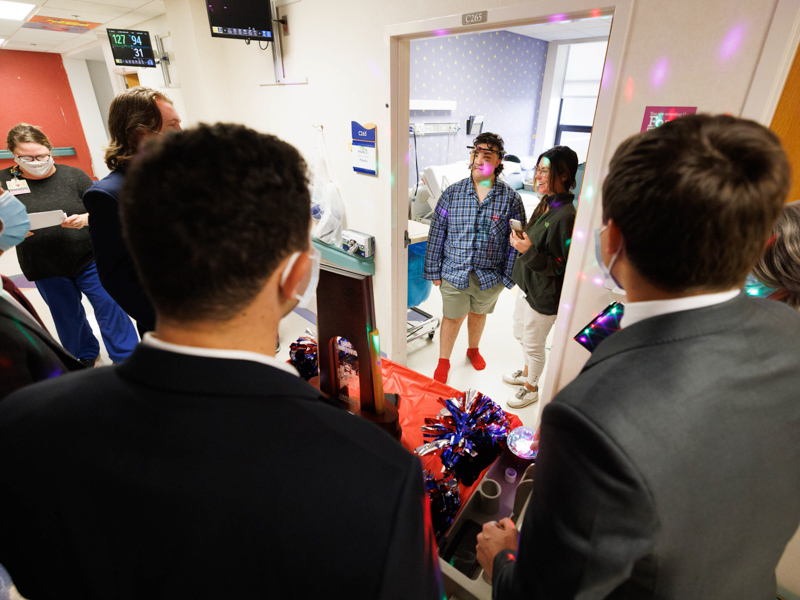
top-left (120, 123), bottom-right (312, 322)
top-left (602, 114), bottom-right (791, 293)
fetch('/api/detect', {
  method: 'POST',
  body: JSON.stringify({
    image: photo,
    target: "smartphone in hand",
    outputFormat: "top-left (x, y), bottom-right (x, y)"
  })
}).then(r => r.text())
top-left (509, 219), bottom-right (524, 238)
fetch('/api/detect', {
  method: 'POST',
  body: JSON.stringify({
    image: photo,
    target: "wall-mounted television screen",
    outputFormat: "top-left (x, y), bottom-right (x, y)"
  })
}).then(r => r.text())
top-left (206, 0), bottom-right (273, 41)
top-left (107, 29), bottom-right (156, 68)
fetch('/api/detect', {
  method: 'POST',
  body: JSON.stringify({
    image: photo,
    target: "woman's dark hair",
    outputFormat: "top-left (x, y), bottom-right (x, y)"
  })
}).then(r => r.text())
top-left (528, 145), bottom-right (579, 224)
top-left (753, 200), bottom-right (800, 310)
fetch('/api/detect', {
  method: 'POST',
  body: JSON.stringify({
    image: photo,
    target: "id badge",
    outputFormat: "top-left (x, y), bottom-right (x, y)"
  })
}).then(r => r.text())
top-left (6, 179), bottom-right (30, 195)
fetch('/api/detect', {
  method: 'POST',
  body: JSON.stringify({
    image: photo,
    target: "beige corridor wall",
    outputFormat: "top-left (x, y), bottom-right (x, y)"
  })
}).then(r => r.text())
top-left (160, 0), bottom-right (782, 362)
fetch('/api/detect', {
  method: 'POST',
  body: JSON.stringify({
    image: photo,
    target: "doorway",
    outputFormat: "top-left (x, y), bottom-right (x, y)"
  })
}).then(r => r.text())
top-left (388, 1), bottom-right (633, 425)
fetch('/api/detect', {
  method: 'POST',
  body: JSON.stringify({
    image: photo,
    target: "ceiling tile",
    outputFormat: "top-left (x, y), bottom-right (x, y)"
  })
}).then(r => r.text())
top-left (10, 25), bottom-right (78, 41)
top-left (41, 0), bottom-right (128, 17)
top-left (76, 0), bottom-right (150, 8)
top-left (0, 20), bottom-right (22, 35)
top-left (35, 6), bottom-right (115, 22)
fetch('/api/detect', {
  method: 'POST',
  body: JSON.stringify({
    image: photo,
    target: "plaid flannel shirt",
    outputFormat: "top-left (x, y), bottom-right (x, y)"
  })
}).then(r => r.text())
top-left (423, 176), bottom-right (526, 290)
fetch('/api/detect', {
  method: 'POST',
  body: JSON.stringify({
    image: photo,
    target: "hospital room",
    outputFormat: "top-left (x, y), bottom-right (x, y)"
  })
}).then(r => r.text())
top-left (0, 0), bottom-right (799, 598)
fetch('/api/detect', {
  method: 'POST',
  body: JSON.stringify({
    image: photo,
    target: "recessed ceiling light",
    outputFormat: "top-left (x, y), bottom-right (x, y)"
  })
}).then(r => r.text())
top-left (0, 1), bottom-right (36, 21)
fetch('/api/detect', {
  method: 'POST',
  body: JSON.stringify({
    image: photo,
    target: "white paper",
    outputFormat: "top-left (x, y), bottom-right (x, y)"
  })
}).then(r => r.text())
top-left (352, 144), bottom-right (376, 174)
top-left (29, 210), bottom-right (67, 230)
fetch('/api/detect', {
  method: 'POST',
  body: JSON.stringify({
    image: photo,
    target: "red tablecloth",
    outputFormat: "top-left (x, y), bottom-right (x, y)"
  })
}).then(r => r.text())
top-left (381, 358), bottom-right (522, 509)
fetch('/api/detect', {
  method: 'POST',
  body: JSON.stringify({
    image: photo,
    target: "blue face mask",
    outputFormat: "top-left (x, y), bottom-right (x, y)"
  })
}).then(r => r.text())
top-left (594, 225), bottom-right (623, 290)
top-left (0, 191), bottom-right (31, 251)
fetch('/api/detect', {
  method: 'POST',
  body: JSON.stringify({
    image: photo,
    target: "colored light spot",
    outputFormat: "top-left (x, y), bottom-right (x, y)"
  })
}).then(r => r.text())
top-left (601, 60), bottom-right (613, 90)
top-left (549, 13), bottom-right (567, 22)
top-left (720, 24), bottom-right (744, 60)
top-left (651, 58), bottom-right (668, 88)
top-left (625, 77), bottom-right (634, 103)
top-left (575, 230), bottom-right (585, 239)
top-left (591, 8), bottom-right (602, 18)
top-left (433, 29), bottom-right (449, 37)
top-left (578, 271), bottom-right (586, 280)
top-left (593, 276), bottom-right (604, 286)
top-left (583, 185), bottom-right (594, 200)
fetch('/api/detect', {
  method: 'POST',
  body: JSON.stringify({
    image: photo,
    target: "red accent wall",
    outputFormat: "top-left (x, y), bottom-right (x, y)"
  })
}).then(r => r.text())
top-left (0, 49), bottom-right (95, 178)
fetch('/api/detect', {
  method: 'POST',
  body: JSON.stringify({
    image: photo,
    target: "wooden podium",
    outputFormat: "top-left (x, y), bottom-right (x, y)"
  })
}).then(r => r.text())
top-left (316, 262), bottom-right (401, 439)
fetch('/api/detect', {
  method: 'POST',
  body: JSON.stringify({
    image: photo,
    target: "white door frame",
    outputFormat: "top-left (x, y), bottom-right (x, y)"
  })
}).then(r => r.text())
top-left (386, 0), bottom-right (634, 365)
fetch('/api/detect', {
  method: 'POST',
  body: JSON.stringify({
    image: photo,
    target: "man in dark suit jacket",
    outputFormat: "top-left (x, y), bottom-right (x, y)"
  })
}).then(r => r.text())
top-left (82, 86), bottom-right (182, 335)
top-left (477, 114), bottom-right (800, 599)
top-left (0, 124), bottom-right (441, 599)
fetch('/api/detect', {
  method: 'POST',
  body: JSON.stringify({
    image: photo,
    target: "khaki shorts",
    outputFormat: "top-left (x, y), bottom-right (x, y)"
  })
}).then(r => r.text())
top-left (440, 272), bottom-right (505, 319)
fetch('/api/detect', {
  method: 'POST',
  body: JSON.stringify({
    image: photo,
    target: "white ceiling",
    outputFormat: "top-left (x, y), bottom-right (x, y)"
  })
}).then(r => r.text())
top-left (0, 0), bottom-right (165, 58)
top-left (505, 16), bottom-right (612, 42)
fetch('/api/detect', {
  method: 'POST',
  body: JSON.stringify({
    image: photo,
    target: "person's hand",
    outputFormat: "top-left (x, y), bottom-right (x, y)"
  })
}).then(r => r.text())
top-left (532, 425), bottom-right (541, 454)
top-left (509, 231), bottom-right (532, 253)
top-left (433, 280), bottom-right (441, 286)
top-left (61, 213), bottom-right (88, 229)
top-left (476, 517), bottom-right (519, 580)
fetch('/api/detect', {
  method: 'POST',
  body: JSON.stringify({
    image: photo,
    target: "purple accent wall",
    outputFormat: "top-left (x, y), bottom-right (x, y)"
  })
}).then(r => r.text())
top-left (409, 30), bottom-right (548, 187)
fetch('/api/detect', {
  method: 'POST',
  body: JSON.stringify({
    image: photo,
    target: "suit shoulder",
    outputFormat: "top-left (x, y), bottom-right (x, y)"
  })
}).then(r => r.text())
top-left (85, 170), bottom-right (124, 197)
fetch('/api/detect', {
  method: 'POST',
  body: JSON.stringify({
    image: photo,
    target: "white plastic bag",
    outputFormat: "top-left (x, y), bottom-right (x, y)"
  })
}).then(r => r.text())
top-left (309, 126), bottom-right (345, 247)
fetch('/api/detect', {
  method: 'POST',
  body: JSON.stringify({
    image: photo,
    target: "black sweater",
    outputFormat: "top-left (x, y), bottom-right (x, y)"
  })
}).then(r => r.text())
top-left (0, 166), bottom-right (93, 281)
top-left (511, 193), bottom-right (576, 315)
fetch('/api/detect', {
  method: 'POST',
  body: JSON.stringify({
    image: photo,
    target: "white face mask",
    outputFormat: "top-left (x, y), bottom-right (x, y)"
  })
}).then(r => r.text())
top-left (280, 247), bottom-right (321, 309)
top-left (16, 156), bottom-right (54, 177)
top-left (595, 225), bottom-right (624, 290)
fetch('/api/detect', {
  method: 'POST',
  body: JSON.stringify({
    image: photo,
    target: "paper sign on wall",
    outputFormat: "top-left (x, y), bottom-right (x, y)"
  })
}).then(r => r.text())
top-left (641, 106), bottom-right (697, 132)
top-left (351, 121), bottom-right (377, 176)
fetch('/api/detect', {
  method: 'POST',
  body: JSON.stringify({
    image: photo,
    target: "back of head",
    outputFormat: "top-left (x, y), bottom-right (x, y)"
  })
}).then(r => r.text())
top-left (120, 123), bottom-right (311, 322)
top-left (753, 200), bottom-right (800, 310)
top-left (6, 123), bottom-right (52, 152)
top-left (602, 114), bottom-right (791, 293)
top-left (105, 86), bottom-right (170, 171)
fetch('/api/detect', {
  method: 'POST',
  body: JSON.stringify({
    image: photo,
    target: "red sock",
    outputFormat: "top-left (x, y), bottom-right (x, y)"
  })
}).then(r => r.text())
top-left (466, 348), bottom-right (486, 370)
top-left (434, 359), bottom-right (450, 383)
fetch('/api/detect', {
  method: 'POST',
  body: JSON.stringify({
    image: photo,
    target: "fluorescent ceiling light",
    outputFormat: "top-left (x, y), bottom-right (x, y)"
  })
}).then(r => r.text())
top-left (0, 1), bottom-right (35, 21)
top-left (0, 38), bottom-right (5, 47)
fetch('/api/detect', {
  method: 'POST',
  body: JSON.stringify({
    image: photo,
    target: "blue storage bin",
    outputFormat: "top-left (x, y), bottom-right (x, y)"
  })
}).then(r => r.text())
top-left (408, 242), bottom-right (432, 307)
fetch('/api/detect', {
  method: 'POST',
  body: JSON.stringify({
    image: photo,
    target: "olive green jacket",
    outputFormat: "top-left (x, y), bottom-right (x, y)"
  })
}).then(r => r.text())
top-left (511, 193), bottom-right (576, 315)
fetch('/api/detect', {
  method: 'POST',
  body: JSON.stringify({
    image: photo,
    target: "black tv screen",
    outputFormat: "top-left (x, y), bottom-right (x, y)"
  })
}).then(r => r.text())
top-left (107, 29), bottom-right (156, 68)
top-left (206, 0), bottom-right (273, 41)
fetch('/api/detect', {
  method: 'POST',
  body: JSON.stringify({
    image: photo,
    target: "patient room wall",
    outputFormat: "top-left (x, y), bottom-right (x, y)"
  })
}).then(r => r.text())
top-left (408, 30), bottom-right (548, 187)
top-left (158, 0), bottom-right (791, 377)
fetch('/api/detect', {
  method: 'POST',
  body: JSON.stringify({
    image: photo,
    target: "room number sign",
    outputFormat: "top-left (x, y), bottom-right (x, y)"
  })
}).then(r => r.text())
top-left (462, 11), bottom-right (488, 25)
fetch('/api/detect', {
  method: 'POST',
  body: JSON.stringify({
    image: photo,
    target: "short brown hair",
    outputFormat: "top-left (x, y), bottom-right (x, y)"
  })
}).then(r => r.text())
top-left (104, 86), bottom-right (171, 170)
top-left (753, 201), bottom-right (800, 310)
top-left (602, 114), bottom-right (791, 293)
top-left (6, 123), bottom-right (52, 153)
top-left (120, 123), bottom-right (312, 322)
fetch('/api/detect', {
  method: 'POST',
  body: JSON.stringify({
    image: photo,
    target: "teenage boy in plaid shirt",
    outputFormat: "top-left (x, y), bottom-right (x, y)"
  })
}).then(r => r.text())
top-left (424, 132), bottom-right (525, 383)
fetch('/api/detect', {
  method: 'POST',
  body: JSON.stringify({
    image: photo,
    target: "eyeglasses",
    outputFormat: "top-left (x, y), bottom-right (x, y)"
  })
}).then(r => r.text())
top-left (15, 154), bottom-right (51, 163)
top-left (534, 167), bottom-right (551, 177)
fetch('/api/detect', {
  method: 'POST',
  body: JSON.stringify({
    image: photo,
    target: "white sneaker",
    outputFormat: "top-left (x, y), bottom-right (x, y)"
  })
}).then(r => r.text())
top-left (507, 387), bottom-right (539, 409)
top-left (502, 369), bottom-right (526, 385)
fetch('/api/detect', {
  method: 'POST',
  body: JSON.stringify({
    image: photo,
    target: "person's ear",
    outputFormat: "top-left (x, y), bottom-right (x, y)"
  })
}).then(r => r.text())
top-left (279, 251), bottom-right (311, 302)
top-left (605, 219), bottom-right (624, 255)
